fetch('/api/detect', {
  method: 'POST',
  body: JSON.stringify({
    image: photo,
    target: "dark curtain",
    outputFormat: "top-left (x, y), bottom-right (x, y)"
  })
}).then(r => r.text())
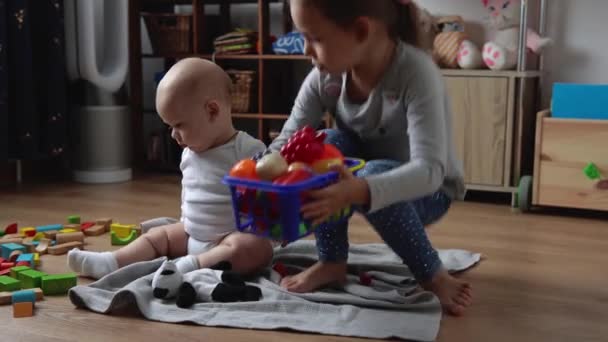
top-left (0, 0), bottom-right (68, 162)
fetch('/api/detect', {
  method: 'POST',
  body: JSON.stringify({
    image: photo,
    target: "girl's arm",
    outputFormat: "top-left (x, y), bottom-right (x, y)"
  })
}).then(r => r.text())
top-left (365, 61), bottom-right (449, 213)
top-left (268, 68), bottom-right (328, 152)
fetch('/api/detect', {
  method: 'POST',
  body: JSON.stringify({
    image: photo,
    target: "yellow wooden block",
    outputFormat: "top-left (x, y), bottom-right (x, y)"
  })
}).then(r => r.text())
top-left (110, 224), bottom-right (136, 238)
top-left (59, 229), bottom-right (77, 234)
top-left (19, 227), bottom-right (35, 236)
top-left (34, 253), bottom-right (40, 266)
top-left (33, 232), bottom-right (46, 241)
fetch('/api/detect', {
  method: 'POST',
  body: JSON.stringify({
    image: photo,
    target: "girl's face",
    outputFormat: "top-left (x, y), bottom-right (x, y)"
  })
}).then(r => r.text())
top-left (290, 1), bottom-right (364, 74)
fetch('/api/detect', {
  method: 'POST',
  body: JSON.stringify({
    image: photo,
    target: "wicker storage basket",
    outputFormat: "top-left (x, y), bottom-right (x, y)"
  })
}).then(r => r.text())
top-left (143, 13), bottom-right (192, 54)
top-left (227, 70), bottom-right (255, 113)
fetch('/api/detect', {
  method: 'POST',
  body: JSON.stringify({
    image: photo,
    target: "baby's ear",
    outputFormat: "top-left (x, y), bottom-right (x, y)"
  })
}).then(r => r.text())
top-left (205, 100), bottom-right (221, 121)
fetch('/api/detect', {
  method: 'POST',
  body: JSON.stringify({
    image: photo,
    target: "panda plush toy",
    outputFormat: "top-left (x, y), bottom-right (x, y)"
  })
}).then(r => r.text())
top-left (151, 260), bottom-right (262, 308)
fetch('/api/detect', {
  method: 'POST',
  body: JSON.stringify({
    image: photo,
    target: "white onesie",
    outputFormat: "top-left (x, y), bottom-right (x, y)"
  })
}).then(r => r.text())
top-left (180, 131), bottom-right (266, 254)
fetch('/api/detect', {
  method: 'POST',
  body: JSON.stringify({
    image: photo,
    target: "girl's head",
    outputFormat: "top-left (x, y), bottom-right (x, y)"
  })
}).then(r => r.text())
top-left (290, 0), bottom-right (419, 73)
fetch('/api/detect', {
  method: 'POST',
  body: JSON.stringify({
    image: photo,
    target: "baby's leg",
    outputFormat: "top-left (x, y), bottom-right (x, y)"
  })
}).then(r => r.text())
top-left (361, 160), bottom-right (472, 316)
top-left (68, 223), bottom-right (188, 279)
top-left (193, 232), bottom-right (273, 275)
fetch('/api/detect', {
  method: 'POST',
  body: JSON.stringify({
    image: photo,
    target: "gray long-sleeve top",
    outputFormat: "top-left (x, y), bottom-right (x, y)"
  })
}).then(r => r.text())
top-left (269, 41), bottom-right (465, 213)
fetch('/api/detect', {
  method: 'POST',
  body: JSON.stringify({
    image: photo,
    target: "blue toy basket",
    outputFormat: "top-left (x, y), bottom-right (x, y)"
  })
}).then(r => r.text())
top-left (223, 158), bottom-right (365, 244)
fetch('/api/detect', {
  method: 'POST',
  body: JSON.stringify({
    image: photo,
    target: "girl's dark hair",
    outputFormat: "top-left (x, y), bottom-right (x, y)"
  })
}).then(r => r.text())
top-left (291, 0), bottom-right (420, 47)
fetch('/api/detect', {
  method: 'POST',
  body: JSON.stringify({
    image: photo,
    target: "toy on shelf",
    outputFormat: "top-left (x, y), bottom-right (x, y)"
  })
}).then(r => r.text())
top-left (462, 0), bottom-right (551, 70)
top-left (434, 15), bottom-right (482, 69)
top-left (224, 126), bottom-right (366, 245)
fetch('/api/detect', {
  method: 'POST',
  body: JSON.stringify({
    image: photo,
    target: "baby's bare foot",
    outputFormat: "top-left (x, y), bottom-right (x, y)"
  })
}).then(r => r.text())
top-left (423, 269), bottom-right (472, 316)
top-left (280, 261), bottom-right (347, 293)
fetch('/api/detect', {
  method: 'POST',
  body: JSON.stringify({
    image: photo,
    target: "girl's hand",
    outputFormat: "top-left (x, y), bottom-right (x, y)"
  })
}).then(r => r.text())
top-left (301, 165), bottom-right (369, 226)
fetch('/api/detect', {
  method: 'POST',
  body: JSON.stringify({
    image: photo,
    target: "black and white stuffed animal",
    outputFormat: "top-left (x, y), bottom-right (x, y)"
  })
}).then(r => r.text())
top-left (151, 260), bottom-right (262, 308)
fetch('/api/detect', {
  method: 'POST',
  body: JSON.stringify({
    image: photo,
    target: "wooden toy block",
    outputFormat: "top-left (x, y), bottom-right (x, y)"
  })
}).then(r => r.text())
top-left (83, 224), bottom-right (106, 236)
top-left (20, 227), bottom-right (36, 237)
top-left (0, 237), bottom-right (24, 245)
top-left (111, 230), bottom-right (138, 246)
top-left (22, 242), bottom-right (36, 254)
top-left (80, 222), bottom-right (95, 231)
top-left (96, 218), bottom-right (113, 232)
top-left (64, 223), bottom-right (81, 230)
top-left (43, 230), bottom-right (59, 240)
top-left (41, 273), bottom-right (77, 295)
top-left (1, 288), bottom-right (43, 305)
top-left (12, 289), bottom-right (36, 303)
top-left (35, 239), bottom-right (51, 255)
top-left (10, 265), bottom-right (30, 278)
top-left (15, 261), bottom-right (30, 268)
top-left (2, 233), bottom-right (24, 239)
top-left (47, 241), bottom-right (83, 255)
top-left (0, 257), bottom-right (4, 264)
top-left (9, 250), bottom-right (23, 262)
top-left (33, 232), bottom-right (46, 241)
top-left (19, 270), bottom-right (47, 289)
top-left (36, 224), bottom-right (63, 233)
top-left (13, 301), bottom-right (33, 317)
top-left (4, 223), bottom-right (18, 235)
top-left (0, 269), bottom-right (10, 276)
top-left (110, 223), bottom-right (136, 238)
top-left (131, 225), bottom-right (142, 237)
top-left (67, 215), bottom-right (81, 224)
top-left (0, 231), bottom-right (3, 238)
top-left (56, 232), bottom-right (84, 245)
top-left (1, 262), bottom-right (15, 270)
top-left (2, 243), bottom-right (26, 259)
top-left (16, 253), bottom-right (34, 264)
top-left (33, 253), bottom-right (40, 266)
top-left (0, 275), bottom-right (21, 291)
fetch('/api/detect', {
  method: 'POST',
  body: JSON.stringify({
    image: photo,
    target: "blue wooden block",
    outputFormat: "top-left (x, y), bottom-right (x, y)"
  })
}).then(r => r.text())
top-left (1, 243), bottom-right (26, 260)
top-left (12, 289), bottom-right (36, 304)
top-left (16, 253), bottom-right (34, 264)
top-left (552, 83), bottom-right (608, 120)
top-left (36, 224), bottom-right (63, 232)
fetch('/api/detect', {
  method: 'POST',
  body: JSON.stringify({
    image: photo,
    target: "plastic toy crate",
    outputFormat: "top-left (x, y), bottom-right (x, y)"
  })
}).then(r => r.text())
top-left (223, 158), bottom-right (365, 244)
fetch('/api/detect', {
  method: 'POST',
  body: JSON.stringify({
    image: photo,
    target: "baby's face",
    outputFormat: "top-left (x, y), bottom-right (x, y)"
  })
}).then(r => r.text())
top-left (159, 99), bottom-right (216, 153)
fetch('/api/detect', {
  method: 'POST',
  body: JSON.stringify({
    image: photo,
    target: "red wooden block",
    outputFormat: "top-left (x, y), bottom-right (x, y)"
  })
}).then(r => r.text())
top-left (0, 258), bottom-right (5, 264)
top-left (80, 222), bottom-right (95, 231)
top-left (5, 223), bottom-right (18, 235)
top-left (359, 272), bottom-right (372, 286)
top-left (0, 268), bottom-right (10, 276)
top-left (24, 230), bottom-right (36, 237)
top-left (0, 262), bottom-right (15, 270)
top-left (15, 261), bottom-right (31, 267)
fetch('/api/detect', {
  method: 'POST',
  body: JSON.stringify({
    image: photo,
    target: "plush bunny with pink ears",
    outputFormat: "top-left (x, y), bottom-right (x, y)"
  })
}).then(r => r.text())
top-left (458, 0), bottom-right (551, 70)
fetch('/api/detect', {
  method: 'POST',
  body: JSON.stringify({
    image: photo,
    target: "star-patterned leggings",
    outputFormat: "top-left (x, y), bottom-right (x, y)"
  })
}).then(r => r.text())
top-left (315, 129), bottom-right (452, 282)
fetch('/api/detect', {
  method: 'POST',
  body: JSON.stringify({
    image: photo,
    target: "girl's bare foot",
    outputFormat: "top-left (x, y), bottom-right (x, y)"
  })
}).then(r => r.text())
top-left (423, 268), bottom-right (472, 316)
top-left (280, 261), bottom-right (347, 293)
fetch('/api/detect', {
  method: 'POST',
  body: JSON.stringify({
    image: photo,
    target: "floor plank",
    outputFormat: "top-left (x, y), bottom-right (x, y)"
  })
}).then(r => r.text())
top-left (1, 175), bottom-right (607, 341)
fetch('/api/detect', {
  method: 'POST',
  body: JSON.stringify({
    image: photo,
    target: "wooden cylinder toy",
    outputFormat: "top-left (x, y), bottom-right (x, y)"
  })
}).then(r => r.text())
top-left (55, 232), bottom-right (85, 245)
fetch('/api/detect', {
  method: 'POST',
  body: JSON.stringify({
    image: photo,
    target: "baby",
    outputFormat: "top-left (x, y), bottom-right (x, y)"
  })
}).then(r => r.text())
top-left (68, 58), bottom-right (273, 279)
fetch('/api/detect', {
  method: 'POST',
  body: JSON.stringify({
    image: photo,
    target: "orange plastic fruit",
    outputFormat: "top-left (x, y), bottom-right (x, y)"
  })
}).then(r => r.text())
top-left (229, 159), bottom-right (259, 180)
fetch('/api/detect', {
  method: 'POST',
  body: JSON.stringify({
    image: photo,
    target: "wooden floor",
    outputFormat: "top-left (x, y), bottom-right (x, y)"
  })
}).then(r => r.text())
top-left (1, 175), bottom-right (607, 342)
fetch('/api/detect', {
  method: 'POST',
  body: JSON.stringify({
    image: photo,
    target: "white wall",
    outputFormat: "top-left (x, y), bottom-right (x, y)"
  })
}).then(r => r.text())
top-left (419, 0), bottom-right (608, 107)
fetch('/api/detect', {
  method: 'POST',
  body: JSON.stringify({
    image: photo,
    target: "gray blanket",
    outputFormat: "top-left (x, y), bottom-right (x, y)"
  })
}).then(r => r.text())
top-left (69, 241), bottom-right (480, 341)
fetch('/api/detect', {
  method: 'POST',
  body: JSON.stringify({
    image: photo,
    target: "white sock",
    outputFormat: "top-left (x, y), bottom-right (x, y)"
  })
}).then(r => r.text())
top-left (67, 249), bottom-right (119, 279)
top-left (174, 255), bottom-right (200, 274)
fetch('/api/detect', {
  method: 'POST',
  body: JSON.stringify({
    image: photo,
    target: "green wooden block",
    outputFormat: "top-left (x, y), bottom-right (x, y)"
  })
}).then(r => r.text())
top-left (41, 273), bottom-right (77, 295)
top-left (0, 275), bottom-right (21, 292)
top-left (19, 270), bottom-right (47, 289)
top-left (10, 265), bottom-right (31, 279)
top-left (584, 163), bottom-right (602, 180)
top-left (67, 215), bottom-right (81, 224)
top-left (111, 230), bottom-right (138, 246)
top-left (0, 230), bottom-right (4, 237)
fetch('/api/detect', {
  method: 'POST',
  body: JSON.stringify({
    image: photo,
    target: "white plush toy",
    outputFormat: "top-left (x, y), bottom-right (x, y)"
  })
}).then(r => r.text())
top-left (459, 0), bottom-right (551, 70)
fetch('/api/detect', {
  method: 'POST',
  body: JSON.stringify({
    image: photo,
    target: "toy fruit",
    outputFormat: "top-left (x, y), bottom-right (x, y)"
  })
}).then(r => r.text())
top-left (280, 126), bottom-right (327, 164)
top-left (273, 169), bottom-right (314, 185)
top-left (229, 159), bottom-right (258, 180)
top-left (256, 151), bottom-right (288, 181)
top-left (312, 144), bottom-right (344, 174)
top-left (287, 162), bottom-right (311, 173)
